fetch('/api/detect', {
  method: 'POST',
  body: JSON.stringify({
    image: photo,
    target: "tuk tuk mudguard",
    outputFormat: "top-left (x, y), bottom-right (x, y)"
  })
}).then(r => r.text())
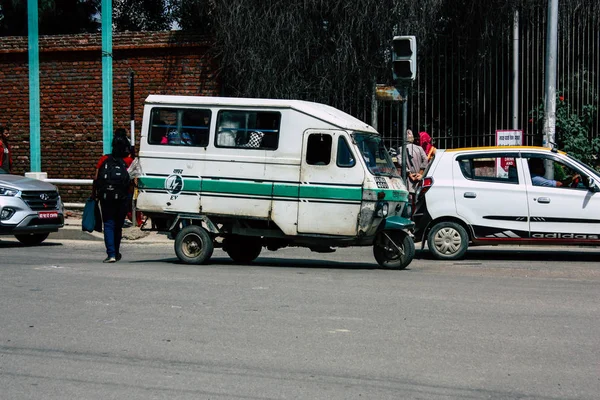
top-left (379, 216), bottom-right (415, 232)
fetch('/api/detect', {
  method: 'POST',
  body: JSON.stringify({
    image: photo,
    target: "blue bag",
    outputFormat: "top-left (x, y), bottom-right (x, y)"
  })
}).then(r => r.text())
top-left (82, 198), bottom-right (102, 233)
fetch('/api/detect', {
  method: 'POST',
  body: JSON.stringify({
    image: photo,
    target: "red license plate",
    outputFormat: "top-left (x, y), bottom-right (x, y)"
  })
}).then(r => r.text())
top-left (38, 211), bottom-right (59, 219)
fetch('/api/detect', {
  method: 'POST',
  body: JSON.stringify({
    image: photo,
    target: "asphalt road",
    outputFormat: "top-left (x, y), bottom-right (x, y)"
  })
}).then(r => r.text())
top-left (1, 237), bottom-right (599, 400)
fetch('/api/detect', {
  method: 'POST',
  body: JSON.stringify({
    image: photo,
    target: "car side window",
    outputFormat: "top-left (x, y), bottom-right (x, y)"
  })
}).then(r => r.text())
top-left (457, 155), bottom-right (519, 184)
top-left (527, 156), bottom-right (588, 189)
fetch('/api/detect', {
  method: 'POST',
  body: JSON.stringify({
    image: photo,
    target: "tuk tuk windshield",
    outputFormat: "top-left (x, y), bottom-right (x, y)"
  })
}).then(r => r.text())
top-left (353, 133), bottom-right (399, 177)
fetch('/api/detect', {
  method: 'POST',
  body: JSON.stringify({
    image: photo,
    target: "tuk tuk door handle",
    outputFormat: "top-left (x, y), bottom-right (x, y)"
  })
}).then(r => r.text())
top-left (463, 192), bottom-right (477, 198)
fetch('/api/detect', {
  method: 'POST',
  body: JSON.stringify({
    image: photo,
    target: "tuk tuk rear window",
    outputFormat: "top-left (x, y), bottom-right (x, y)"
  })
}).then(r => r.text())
top-left (215, 110), bottom-right (280, 150)
top-left (149, 108), bottom-right (211, 147)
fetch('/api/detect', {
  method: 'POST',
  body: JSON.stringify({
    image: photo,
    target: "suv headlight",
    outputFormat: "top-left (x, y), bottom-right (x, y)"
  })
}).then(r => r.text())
top-left (0, 186), bottom-right (19, 196)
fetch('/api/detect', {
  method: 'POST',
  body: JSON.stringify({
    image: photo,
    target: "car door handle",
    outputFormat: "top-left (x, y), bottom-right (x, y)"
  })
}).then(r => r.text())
top-left (536, 197), bottom-right (551, 204)
top-left (463, 192), bottom-right (477, 198)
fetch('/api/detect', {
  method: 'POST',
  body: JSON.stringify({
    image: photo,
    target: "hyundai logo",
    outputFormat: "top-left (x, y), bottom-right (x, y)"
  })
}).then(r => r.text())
top-left (40, 193), bottom-right (50, 201)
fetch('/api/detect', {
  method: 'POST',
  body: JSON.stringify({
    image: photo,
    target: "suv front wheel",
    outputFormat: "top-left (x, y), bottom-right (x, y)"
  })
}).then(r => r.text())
top-left (427, 221), bottom-right (469, 260)
top-left (15, 233), bottom-right (50, 246)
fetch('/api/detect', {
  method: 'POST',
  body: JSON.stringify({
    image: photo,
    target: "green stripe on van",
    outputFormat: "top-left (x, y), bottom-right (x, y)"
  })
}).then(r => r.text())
top-left (139, 176), bottom-right (166, 190)
top-left (273, 183), bottom-right (299, 197)
top-left (138, 176), bottom-right (388, 202)
top-left (299, 185), bottom-right (362, 201)
top-left (183, 179), bottom-right (202, 192)
top-left (202, 179), bottom-right (273, 196)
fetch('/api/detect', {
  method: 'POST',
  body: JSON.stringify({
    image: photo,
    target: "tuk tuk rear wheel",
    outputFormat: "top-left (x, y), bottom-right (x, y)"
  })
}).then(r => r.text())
top-left (224, 235), bottom-right (262, 263)
top-left (373, 230), bottom-right (415, 270)
top-left (174, 225), bottom-right (214, 265)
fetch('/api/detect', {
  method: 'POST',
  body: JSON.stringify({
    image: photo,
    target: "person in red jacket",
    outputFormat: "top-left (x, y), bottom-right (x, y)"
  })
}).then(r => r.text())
top-left (419, 131), bottom-right (437, 162)
top-left (93, 132), bottom-right (134, 263)
top-left (0, 124), bottom-right (13, 174)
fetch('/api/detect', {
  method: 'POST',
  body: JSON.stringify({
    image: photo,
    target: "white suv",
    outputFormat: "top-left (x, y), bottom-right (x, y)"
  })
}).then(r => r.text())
top-left (413, 146), bottom-right (600, 259)
top-left (0, 174), bottom-right (64, 245)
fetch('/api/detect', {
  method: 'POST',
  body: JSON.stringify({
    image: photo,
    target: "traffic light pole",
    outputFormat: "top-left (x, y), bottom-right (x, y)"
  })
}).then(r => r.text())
top-left (400, 85), bottom-right (408, 185)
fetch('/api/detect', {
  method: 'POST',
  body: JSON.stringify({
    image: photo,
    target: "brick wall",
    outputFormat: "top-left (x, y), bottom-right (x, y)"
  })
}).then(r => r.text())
top-left (0, 31), bottom-right (219, 202)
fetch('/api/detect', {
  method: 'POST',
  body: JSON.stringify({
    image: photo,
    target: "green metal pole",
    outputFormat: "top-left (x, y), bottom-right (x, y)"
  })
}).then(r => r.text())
top-left (27, 0), bottom-right (41, 172)
top-left (102, 0), bottom-right (113, 154)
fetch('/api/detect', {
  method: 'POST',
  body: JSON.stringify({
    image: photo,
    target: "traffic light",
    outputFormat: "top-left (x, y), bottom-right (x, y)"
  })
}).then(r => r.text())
top-left (392, 36), bottom-right (417, 81)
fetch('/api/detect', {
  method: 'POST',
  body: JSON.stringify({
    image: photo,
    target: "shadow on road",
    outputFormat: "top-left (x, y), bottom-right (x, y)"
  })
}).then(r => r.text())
top-left (212, 257), bottom-right (391, 270)
top-left (130, 255), bottom-right (411, 271)
top-left (416, 248), bottom-right (600, 262)
top-left (0, 240), bottom-right (62, 249)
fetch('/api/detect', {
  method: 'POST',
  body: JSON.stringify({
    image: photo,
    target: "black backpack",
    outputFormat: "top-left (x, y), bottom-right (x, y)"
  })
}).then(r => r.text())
top-left (96, 155), bottom-right (130, 200)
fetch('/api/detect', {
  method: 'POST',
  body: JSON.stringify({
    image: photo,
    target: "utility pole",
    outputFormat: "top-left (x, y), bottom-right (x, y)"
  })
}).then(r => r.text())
top-left (543, 0), bottom-right (559, 179)
top-left (543, 0), bottom-right (559, 149)
top-left (102, 0), bottom-right (113, 154)
top-left (512, 10), bottom-right (520, 131)
top-left (27, 0), bottom-right (41, 175)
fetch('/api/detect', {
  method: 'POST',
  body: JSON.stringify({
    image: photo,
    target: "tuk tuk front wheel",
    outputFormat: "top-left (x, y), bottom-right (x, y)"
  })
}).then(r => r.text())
top-left (174, 225), bottom-right (214, 265)
top-left (373, 230), bottom-right (415, 270)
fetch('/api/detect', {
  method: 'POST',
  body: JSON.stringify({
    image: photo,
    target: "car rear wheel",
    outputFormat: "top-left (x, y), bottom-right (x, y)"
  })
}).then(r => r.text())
top-left (15, 233), bottom-right (50, 246)
top-left (427, 221), bottom-right (469, 260)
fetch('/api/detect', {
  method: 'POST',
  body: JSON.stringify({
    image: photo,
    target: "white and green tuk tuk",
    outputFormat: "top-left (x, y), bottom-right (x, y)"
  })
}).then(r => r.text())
top-left (136, 95), bottom-right (415, 269)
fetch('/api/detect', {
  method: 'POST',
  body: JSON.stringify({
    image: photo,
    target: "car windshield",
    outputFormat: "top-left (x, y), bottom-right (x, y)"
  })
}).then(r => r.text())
top-left (352, 133), bottom-right (398, 177)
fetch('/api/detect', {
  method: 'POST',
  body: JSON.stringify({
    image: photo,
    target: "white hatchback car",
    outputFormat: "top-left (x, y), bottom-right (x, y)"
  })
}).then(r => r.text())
top-left (413, 146), bottom-right (600, 259)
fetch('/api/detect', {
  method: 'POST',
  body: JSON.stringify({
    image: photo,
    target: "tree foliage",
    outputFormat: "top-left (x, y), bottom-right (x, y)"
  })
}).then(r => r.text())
top-left (0, 0), bottom-right (100, 36)
top-left (531, 95), bottom-right (600, 167)
top-left (113, 0), bottom-right (174, 32)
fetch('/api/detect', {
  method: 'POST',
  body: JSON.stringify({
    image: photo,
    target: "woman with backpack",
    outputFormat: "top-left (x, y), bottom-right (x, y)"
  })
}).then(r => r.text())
top-left (93, 131), bottom-right (133, 263)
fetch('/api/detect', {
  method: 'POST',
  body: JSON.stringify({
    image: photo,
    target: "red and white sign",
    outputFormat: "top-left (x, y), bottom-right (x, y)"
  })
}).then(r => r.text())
top-left (496, 130), bottom-right (523, 177)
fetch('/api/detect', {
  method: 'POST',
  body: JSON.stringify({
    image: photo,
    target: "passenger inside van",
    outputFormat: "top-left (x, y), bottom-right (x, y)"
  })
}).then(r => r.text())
top-left (217, 117), bottom-right (239, 146)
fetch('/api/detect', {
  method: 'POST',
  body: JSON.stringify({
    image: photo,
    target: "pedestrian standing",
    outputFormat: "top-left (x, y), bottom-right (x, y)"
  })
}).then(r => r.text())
top-left (93, 131), bottom-right (133, 263)
top-left (401, 130), bottom-right (428, 215)
top-left (419, 131), bottom-right (436, 162)
top-left (0, 124), bottom-right (13, 174)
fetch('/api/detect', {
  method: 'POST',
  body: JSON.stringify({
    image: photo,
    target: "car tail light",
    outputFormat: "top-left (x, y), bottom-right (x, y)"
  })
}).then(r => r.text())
top-left (418, 177), bottom-right (434, 197)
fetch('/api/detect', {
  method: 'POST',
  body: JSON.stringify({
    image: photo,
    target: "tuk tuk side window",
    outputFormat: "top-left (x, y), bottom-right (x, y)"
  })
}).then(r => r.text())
top-left (215, 110), bottom-right (280, 150)
top-left (306, 134), bottom-right (332, 165)
top-left (337, 136), bottom-right (355, 168)
top-left (149, 108), bottom-right (211, 147)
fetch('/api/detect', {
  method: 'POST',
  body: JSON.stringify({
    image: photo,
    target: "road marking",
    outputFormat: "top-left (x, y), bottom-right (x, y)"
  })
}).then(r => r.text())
top-left (327, 329), bottom-right (350, 334)
top-left (34, 265), bottom-right (64, 270)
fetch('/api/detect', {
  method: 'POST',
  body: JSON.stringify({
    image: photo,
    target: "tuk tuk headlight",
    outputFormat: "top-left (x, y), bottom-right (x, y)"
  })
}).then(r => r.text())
top-left (376, 202), bottom-right (389, 218)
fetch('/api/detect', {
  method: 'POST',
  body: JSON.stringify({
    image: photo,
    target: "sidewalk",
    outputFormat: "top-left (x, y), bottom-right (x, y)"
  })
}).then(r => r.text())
top-left (50, 210), bottom-right (170, 244)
